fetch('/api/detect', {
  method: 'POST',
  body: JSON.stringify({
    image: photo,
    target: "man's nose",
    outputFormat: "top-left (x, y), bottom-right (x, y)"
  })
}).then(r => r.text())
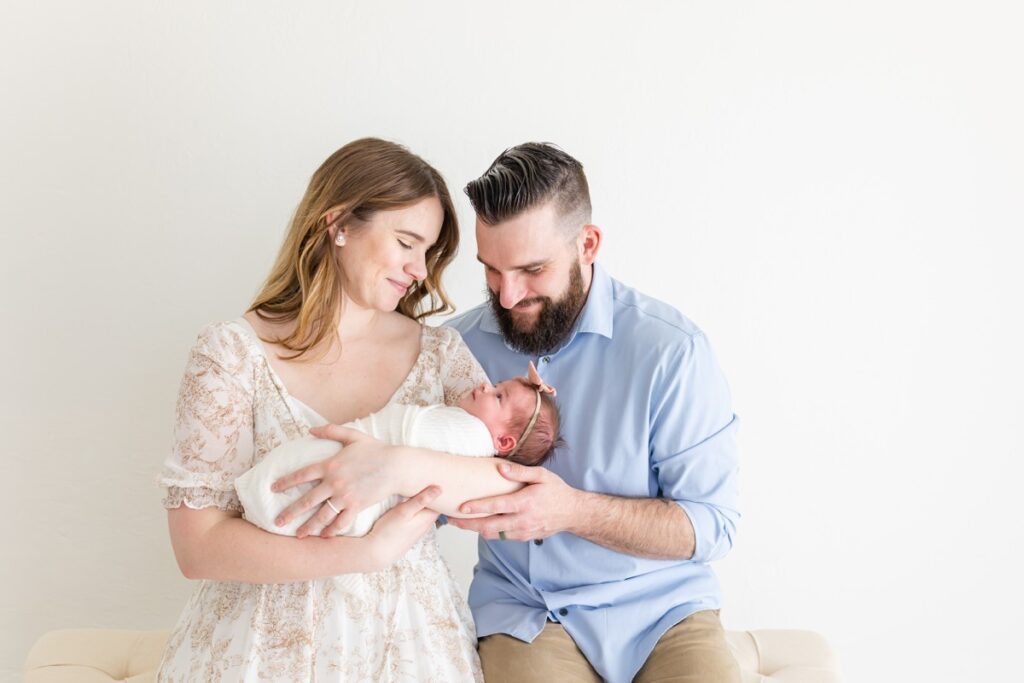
top-left (498, 274), bottom-right (525, 309)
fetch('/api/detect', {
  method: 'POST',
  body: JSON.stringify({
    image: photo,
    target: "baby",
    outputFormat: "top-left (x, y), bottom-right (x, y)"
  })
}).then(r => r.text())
top-left (235, 362), bottom-right (561, 537)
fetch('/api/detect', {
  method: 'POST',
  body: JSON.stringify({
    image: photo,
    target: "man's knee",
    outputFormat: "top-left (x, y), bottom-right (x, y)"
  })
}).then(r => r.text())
top-left (635, 610), bottom-right (741, 683)
top-left (478, 625), bottom-right (602, 683)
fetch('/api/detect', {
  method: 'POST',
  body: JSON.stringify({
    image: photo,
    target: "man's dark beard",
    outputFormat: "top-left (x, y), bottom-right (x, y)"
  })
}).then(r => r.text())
top-left (487, 261), bottom-right (587, 356)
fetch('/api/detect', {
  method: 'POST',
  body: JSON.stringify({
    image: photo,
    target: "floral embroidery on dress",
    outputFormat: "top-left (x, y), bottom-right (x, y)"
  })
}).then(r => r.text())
top-left (157, 321), bottom-right (488, 682)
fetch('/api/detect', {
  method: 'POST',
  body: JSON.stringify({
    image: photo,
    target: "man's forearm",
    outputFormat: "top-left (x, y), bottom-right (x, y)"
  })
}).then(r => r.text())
top-left (568, 490), bottom-right (696, 560)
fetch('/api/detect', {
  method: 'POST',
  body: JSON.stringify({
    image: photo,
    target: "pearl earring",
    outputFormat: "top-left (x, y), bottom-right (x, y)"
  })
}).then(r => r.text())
top-left (334, 232), bottom-right (347, 247)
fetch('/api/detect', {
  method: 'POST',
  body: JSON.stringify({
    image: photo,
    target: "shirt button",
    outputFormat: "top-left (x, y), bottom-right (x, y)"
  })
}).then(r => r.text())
top-left (558, 608), bottom-right (568, 616)
top-left (534, 539), bottom-right (543, 546)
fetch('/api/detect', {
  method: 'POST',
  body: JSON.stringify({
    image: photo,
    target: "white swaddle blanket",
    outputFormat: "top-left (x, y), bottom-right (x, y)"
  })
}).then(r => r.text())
top-left (235, 403), bottom-right (495, 537)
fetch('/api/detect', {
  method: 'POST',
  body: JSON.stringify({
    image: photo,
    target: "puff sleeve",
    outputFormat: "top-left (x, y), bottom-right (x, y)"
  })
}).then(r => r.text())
top-left (437, 326), bottom-right (489, 407)
top-left (159, 323), bottom-right (257, 512)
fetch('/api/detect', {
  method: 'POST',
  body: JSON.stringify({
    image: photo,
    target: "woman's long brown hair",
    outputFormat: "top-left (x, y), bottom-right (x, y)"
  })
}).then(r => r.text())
top-left (248, 138), bottom-right (459, 360)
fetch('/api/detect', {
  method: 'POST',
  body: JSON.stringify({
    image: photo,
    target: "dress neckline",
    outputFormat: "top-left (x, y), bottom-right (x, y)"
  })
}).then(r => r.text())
top-left (228, 317), bottom-right (427, 427)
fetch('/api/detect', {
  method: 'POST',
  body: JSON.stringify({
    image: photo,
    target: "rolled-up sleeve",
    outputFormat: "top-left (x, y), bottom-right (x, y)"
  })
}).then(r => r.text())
top-left (649, 331), bottom-right (741, 563)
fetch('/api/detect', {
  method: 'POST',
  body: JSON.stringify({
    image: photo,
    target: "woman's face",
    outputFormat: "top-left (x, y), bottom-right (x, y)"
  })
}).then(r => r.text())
top-left (335, 196), bottom-right (444, 313)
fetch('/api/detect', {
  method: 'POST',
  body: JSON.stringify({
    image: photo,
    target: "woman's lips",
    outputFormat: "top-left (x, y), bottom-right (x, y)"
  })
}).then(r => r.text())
top-left (388, 278), bottom-right (411, 294)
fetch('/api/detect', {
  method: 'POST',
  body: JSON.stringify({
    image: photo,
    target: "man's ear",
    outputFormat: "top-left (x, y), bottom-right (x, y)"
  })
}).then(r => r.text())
top-left (578, 224), bottom-right (602, 265)
top-left (495, 434), bottom-right (517, 454)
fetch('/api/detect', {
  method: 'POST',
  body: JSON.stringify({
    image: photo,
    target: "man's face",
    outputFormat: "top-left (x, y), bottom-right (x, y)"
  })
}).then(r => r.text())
top-left (476, 202), bottom-right (588, 355)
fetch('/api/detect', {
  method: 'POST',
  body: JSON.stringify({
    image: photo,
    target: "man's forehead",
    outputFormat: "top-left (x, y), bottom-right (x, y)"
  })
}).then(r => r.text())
top-left (475, 211), bottom-right (572, 270)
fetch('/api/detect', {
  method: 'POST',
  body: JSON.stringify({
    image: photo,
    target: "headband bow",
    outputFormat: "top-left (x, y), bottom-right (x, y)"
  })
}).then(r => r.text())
top-left (526, 361), bottom-right (557, 396)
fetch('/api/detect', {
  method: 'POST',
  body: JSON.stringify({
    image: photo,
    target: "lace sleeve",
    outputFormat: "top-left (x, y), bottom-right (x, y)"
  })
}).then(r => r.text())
top-left (438, 327), bottom-right (489, 406)
top-left (158, 323), bottom-right (256, 511)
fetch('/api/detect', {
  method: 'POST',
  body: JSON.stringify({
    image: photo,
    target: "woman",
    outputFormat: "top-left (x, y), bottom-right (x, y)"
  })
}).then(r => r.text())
top-left (158, 138), bottom-right (516, 682)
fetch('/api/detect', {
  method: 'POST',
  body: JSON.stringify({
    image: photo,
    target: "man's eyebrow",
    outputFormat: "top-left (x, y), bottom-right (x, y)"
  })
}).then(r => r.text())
top-left (476, 255), bottom-right (549, 272)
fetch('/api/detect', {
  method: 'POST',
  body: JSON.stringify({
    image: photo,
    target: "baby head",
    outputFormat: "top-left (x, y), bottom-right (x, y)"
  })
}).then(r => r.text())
top-left (458, 371), bottom-right (563, 466)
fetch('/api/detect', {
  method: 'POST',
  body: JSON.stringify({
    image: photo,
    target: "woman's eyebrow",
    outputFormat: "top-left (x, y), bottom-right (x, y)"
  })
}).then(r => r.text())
top-left (396, 229), bottom-right (425, 242)
top-left (396, 229), bottom-right (439, 248)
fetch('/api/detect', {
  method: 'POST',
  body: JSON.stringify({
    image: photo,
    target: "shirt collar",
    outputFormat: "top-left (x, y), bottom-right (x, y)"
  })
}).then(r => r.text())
top-left (479, 261), bottom-right (615, 342)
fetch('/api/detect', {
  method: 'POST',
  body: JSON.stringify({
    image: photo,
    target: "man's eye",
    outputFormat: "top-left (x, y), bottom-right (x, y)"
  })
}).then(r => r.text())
top-left (525, 268), bottom-right (542, 275)
top-left (497, 393), bottom-right (503, 401)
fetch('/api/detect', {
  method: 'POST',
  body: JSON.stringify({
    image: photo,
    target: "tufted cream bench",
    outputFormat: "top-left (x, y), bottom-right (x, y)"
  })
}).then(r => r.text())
top-left (25, 627), bottom-right (841, 682)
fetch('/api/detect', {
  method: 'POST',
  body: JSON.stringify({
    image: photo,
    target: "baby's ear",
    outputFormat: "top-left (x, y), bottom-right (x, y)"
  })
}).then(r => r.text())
top-left (495, 434), bottom-right (517, 454)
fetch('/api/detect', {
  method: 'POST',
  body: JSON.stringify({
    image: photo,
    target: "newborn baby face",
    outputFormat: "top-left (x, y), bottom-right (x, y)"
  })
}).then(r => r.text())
top-left (458, 379), bottom-right (537, 454)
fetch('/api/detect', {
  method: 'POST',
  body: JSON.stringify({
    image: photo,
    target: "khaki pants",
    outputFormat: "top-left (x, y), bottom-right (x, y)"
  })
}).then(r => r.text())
top-left (478, 610), bottom-right (740, 683)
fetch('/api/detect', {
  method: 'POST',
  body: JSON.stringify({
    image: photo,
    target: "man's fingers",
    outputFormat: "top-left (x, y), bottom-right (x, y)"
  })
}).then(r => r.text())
top-left (446, 517), bottom-right (477, 531)
top-left (449, 513), bottom-right (524, 537)
top-left (459, 492), bottom-right (524, 516)
top-left (307, 424), bottom-right (366, 446)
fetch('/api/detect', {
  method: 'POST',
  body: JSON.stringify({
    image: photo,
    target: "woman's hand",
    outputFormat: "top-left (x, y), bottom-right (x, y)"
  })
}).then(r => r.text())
top-left (366, 486), bottom-right (442, 567)
top-left (271, 426), bottom-right (405, 538)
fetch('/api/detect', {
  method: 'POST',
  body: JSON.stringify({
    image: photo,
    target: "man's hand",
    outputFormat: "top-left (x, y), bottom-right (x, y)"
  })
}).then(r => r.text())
top-left (271, 425), bottom-right (402, 538)
top-left (447, 462), bottom-right (581, 541)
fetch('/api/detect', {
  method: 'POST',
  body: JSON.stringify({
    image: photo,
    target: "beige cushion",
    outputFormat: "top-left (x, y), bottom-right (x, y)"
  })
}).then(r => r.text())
top-left (26, 628), bottom-right (841, 682)
top-left (727, 629), bottom-right (842, 682)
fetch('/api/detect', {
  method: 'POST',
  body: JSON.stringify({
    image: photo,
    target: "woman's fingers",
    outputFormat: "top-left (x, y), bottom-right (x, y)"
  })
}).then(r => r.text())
top-left (272, 461), bottom-right (327, 496)
top-left (275, 481), bottom-right (332, 527)
top-left (308, 424), bottom-right (367, 445)
top-left (295, 495), bottom-right (343, 538)
top-left (387, 486), bottom-right (441, 521)
top-left (404, 486), bottom-right (441, 513)
top-left (320, 506), bottom-right (359, 538)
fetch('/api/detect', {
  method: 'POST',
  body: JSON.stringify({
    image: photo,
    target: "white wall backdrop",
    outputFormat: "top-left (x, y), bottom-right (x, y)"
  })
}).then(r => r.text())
top-left (3, 2), bottom-right (1022, 681)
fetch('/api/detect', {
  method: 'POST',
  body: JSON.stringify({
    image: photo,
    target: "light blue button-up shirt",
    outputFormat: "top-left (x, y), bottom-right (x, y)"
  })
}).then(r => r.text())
top-left (448, 262), bottom-right (741, 683)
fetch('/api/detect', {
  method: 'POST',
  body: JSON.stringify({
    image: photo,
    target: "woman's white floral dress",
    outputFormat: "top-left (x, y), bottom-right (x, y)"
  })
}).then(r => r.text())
top-left (157, 320), bottom-right (488, 682)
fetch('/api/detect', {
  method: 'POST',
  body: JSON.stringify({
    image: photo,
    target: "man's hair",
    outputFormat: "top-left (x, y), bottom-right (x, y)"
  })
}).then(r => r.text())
top-left (464, 142), bottom-right (591, 233)
top-left (504, 390), bottom-right (564, 467)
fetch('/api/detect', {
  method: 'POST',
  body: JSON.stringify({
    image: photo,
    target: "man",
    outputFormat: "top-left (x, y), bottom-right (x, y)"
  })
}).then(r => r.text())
top-left (446, 143), bottom-right (742, 682)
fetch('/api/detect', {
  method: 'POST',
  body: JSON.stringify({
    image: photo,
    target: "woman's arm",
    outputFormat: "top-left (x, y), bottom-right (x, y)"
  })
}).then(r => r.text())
top-left (273, 426), bottom-right (522, 538)
top-left (389, 448), bottom-right (520, 517)
top-left (168, 485), bottom-right (442, 582)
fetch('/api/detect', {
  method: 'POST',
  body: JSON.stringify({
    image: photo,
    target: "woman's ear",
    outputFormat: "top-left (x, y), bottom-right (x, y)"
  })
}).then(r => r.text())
top-left (495, 434), bottom-right (517, 454)
top-left (325, 211), bottom-right (348, 246)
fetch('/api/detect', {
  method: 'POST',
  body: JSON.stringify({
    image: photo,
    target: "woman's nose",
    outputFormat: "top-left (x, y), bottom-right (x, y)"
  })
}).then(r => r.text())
top-left (406, 252), bottom-right (428, 282)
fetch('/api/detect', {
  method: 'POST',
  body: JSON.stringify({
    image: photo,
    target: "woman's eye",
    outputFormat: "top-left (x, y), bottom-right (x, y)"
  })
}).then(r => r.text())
top-left (397, 240), bottom-right (412, 250)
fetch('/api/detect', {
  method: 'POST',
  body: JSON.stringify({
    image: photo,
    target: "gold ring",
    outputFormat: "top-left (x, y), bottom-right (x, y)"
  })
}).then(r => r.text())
top-left (326, 499), bottom-right (341, 515)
